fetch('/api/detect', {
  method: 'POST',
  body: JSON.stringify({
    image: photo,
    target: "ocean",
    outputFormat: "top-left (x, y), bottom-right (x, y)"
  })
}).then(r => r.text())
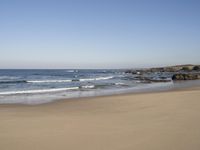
top-left (0, 69), bottom-right (197, 105)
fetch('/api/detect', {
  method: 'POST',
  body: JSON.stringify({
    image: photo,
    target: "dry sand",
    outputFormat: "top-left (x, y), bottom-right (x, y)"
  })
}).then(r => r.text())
top-left (0, 88), bottom-right (200, 150)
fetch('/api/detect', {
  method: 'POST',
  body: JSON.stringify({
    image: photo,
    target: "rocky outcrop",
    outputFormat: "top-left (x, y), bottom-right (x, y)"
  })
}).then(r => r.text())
top-left (125, 70), bottom-right (143, 75)
top-left (193, 66), bottom-right (200, 71)
top-left (125, 64), bottom-right (200, 82)
top-left (172, 73), bottom-right (200, 80)
top-left (125, 64), bottom-right (199, 75)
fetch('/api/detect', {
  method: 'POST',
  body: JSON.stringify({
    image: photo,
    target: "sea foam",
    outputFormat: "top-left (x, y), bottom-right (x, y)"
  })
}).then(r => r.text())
top-left (27, 80), bottom-right (72, 83)
top-left (79, 76), bottom-right (113, 82)
top-left (0, 87), bottom-right (79, 95)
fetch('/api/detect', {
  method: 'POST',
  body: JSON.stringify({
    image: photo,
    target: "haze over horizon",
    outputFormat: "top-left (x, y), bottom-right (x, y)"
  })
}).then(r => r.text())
top-left (1, 0), bottom-right (200, 69)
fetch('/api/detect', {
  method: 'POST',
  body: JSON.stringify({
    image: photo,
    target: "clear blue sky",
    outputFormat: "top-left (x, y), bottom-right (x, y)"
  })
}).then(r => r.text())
top-left (0, 0), bottom-right (200, 69)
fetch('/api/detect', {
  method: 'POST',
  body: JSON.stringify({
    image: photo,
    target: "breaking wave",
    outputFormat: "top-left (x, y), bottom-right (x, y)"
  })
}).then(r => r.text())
top-left (79, 76), bottom-right (113, 82)
top-left (0, 87), bottom-right (79, 95)
top-left (0, 76), bottom-right (114, 84)
top-left (27, 80), bottom-right (72, 83)
top-left (81, 85), bottom-right (95, 89)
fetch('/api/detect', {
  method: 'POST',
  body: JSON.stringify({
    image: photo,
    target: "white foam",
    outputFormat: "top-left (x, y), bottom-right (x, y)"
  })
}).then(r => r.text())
top-left (0, 87), bottom-right (79, 95)
top-left (81, 85), bottom-right (95, 89)
top-left (80, 76), bottom-right (113, 82)
top-left (27, 80), bottom-right (72, 83)
top-left (95, 76), bottom-right (113, 80)
top-left (27, 76), bottom-right (113, 83)
top-left (115, 82), bottom-right (125, 85)
top-left (66, 70), bottom-right (74, 73)
top-left (79, 78), bottom-right (95, 81)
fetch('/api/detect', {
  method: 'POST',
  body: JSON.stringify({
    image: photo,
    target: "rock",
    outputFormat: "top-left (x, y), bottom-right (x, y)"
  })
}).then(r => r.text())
top-left (125, 70), bottom-right (144, 75)
top-left (125, 64), bottom-right (200, 75)
top-left (193, 66), bottom-right (200, 71)
top-left (172, 73), bottom-right (200, 80)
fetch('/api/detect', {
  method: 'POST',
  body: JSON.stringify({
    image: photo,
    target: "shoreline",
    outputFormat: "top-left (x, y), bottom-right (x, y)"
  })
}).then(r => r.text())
top-left (0, 67), bottom-right (199, 105)
top-left (1, 80), bottom-right (200, 106)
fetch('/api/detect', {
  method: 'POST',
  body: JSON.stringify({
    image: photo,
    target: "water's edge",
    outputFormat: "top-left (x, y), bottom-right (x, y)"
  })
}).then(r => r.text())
top-left (1, 80), bottom-right (199, 105)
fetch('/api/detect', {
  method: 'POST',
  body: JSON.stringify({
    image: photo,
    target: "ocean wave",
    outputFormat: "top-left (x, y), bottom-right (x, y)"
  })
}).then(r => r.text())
top-left (27, 80), bottom-right (72, 83)
top-left (0, 80), bottom-right (27, 84)
top-left (79, 78), bottom-right (95, 82)
top-left (95, 76), bottom-right (113, 80)
top-left (79, 76), bottom-right (113, 82)
top-left (0, 79), bottom-right (73, 84)
top-left (27, 76), bottom-right (113, 83)
top-left (0, 76), bottom-right (20, 80)
top-left (66, 70), bottom-right (78, 73)
top-left (115, 82), bottom-right (126, 85)
top-left (0, 76), bottom-right (114, 85)
top-left (66, 70), bottom-right (74, 73)
top-left (95, 84), bottom-right (109, 88)
top-left (0, 87), bottom-right (79, 95)
top-left (81, 85), bottom-right (95, 89)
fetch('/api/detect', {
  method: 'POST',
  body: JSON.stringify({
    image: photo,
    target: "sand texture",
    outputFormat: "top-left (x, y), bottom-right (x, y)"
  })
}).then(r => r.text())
top-left (0, 88), bottom-right (200, 150)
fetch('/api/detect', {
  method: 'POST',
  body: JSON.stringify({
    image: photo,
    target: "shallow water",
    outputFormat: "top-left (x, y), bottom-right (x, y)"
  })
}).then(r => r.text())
top-left (0, 69), bottom-right (199, 104)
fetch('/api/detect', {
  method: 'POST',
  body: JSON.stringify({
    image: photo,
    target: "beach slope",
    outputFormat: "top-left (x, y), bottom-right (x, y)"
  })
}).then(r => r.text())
top-left (0, 88), bottom-right (200, 150)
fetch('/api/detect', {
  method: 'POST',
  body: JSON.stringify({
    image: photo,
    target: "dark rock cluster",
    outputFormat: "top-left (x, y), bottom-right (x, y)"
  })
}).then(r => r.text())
top-left (193, 66), bottom-right (200, 71)
top-left (125, 64), bottom-right (200, 82)
top-left (172, 74), bottom-right (200, 80)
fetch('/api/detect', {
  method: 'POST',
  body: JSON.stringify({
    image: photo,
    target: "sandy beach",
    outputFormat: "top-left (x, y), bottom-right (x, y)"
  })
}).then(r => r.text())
top-left (0, 88), bottom-right (200, 150)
